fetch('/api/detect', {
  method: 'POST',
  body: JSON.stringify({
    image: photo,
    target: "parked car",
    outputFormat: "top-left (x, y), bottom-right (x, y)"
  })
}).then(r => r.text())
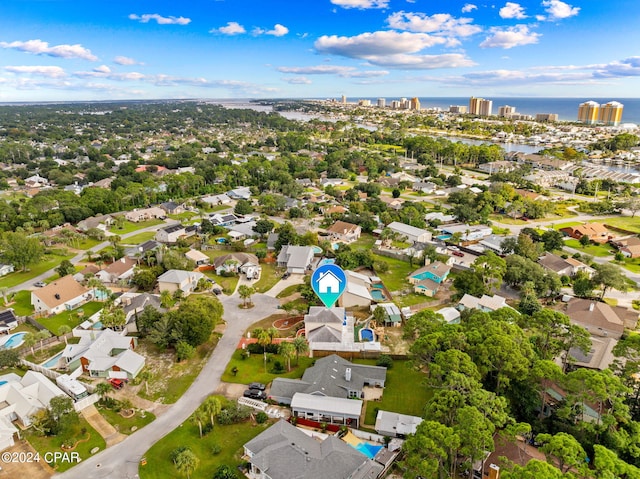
top-left (212, 288), bottom-right (222, 295)
top-left (243, 388), bottom-right (266, 400)
top-left (34, 281), bottom-right (46, 287)
top-left (447, 245), bottom-right (459, 251)
top-left (282, 272), bottom-right (291, 279)
top-left (108, 378), bottom-right (125, 390)
top-left (451, 250), bottom-right (464, 257)
top-left (248, 382), bottom-right (266, 391)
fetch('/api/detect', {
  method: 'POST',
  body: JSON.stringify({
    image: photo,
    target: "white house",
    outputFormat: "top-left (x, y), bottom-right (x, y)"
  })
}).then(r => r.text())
top-left (154, 224), bottom-right (186, 243)
top-left (276, 245), bottom-right (315, 274)
top-left (95, 257), bottom-right (137, 284)
top-left (317, 270), bottom-right (342, 294)
top-left (157, 269), bottom-right (205, 296)
top-left (386, 221), bottom-right (431, 244)
top-left (31, 275), bottom-right (91, 315)
top-left (375, 410), bottom-right (423, 438)
top-left (0, 264), bottom-right (14, 277)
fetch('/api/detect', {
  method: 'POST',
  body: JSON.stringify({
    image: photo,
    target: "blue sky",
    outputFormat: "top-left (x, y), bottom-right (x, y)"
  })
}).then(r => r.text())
top-left (1, 0), bottom-right (639, 101)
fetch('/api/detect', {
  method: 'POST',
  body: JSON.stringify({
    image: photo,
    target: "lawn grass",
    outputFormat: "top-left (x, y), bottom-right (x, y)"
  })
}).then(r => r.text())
top-left (6, 289), bottom-right (34, 316)
top-left (354, 359), bottom-right (432, 426)
top-left (138, 335), bottom-right (219, 404)
top-left (221, 349), bottom-right (315, 384)
top-left (252, 263), bottom-right (280, 293)
top-left (168, 211), bottom-right (198, 221)
top-left (621, 258), bottom-right (640, 274)
top-left (394, 293), bottom-right (437, 308)
top-left (552, 221), bottom-right (583, 230)
top-left (44, 266), bottom-right (83, 284)
top-left (140, 403), bottom-right (270, 479)
top-left (37, 301), bottom-right (103, 334)
top-left (276, 284), bottom-right (301, 298)
top-left (24, 417), bottom-right (106, 473)
top-left (0, 252), bottom-right (75, 289)
top-left (109, 219), bottom-right (164, 235)
top-left (564, 239), bottom-right (616, 257)
top-left (25, 341), bottom-right (67, 364)
top-left (121, 231), bottom-right (157, 245)
top-left (75, 237), bottom-right (102, 250)
top-left (96, 405), bottom-right (156, 434)
top-left (351, 233), bottom-right (376, 250)
top-left (597, 216), bottom-right (640, 234)
top-left (372, 254), bottom-right (415, 293)
top-left (202, 270), bottom-right (239, 295)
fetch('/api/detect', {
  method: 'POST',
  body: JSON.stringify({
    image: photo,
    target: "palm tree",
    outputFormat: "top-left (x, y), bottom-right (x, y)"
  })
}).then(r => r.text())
top-left (37, 330), bottom-right (51, 351)
top-left (190, 407), bottom-right (208, 439)
top-left (257, 329), bottom-right (271, 354)
top-left (57, 325), bottom-right (72, 344)
top-left (267, 327), bottom-right (279, 344)
top-left (174, 448), bottom-right (199, 479)
top-left (138, 370), bottom-right (152, 396)
top-left (201, 397), bottom-right (222, 429)
top-left (278, 341), bottom-right (295, 372)
top-left (0, 287), bottom-right (8, 306)
top-left (87, 277), bottom-right (102, 300)
top-left (292, 336), bottom-right (309, 366)
top-left (23, 333), bottom-right (37, 357)
top-left (160, 290), bottom-right (173, 309)
top-left (238, 285), bottom-right (254, 307)
top-left (95, 382), bottom-right (112, 402)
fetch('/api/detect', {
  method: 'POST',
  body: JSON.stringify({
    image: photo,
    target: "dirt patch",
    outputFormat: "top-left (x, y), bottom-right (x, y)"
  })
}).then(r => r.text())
top-left (215, 382), bottom-right (248, 400)
top-left (379, 326), bottom-right (410, 355)
top-left (1, 441), bottom-right (54, 479)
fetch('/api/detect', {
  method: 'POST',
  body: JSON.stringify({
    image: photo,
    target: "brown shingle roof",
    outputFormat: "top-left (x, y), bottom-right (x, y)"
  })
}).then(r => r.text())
top-left (33, 275), bottom-right (89, 309)
top-left (103, 257), bottom-right (137, 276)
top-left (327, 220), bottom-right (359, 235)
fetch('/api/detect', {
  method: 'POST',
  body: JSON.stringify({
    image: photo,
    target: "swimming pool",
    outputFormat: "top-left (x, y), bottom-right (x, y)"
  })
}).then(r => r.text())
top-left (0, 332), bottom-right (27, 349)
top-left (92, 321), bottom-right (103, 329)
top-left (371, 283), bottom-right (384, 289)
top-left (359, 328), bottom-right (374, 342)
top-left (318, 258), bottom-right (335, 267)
top-left (332, 243), bottom-right (340, 251)
top-left (42, 351), bottom-right (63, 369)
top-left (312, 245), bottom-right (323, 254)
top-left (370, 289), bottom-right (385, 301)
top-left (437, 234), bottom-right (452, 241)
top-left (354, 442), bottom-right (383, 459)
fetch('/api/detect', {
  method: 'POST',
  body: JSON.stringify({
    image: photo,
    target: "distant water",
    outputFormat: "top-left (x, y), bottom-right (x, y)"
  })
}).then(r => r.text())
top-left (364, 97), bottom-right (640, 125)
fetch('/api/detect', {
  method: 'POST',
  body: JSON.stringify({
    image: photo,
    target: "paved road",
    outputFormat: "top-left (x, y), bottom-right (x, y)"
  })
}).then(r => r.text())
top-left (55, 292), bottom-right (281, 479)
top-left (7, 220), bottom-right (178, 295)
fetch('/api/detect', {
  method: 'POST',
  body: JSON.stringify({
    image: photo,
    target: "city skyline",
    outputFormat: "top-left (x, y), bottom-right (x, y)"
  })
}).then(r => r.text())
top-left (1, 0), bottom-right (639, 102)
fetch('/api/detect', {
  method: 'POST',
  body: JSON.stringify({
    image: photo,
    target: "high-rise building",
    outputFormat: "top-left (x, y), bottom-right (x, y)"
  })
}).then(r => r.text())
top-left (578, 101), bottom-right (600, 124)
top-left (449, 105), bottom-right (467, 114)
top-left (377, 98), bottom-right (386, 108)
top-left (599, 101), bottom-right (624, 126)
top-left (341, 95), bottom-right (347, 104)
top-left (410, 97), bottom-right (421, 111)
top-left (469, 97), bottom-right (492, 116)
top-left (498, 105), bottom-right (516, 117)
top-left (358, 99), bottom-right (371, 106)
top-left (536, 113), bottom-right (559, 122)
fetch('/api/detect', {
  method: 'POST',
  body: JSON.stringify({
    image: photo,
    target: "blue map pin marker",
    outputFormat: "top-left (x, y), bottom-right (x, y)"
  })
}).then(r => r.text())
top-left (311, 264), bottom-right (347, 308)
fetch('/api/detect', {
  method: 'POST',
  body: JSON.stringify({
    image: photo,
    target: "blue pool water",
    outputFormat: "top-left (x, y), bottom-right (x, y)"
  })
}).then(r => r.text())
top-left (332, 243), bottom-right (340, 251)
top-left (0, 332), bottom-right (27, 349)
top-left (94, 290), bottom-right (109, 300)
top-left (371, 284), bottom-right (384, 289)
top-left (318, 258), bottom-right (335, 267)
top-left (370, 289), bottom-right (385, 301)
top-left (92, 321), bottom-right (103, 329)
top-left (437, 234), bottom-right (452, 240)
top-left (42, 352), bottom-right (63, 368)
top-left (354, 442), bottom-right (383, 459)
top-left (312, 245), bottom-right (323, 254)
top-left (0, 381), bottom-right (7, 386)
top-left (360, 328), bottom-right (374, 342)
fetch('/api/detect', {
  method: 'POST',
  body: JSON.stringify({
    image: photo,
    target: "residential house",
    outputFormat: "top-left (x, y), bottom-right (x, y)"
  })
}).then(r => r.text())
top-left (266, 233), bottom-right (279, 251)
top-left (568, 336), bottom-right (618, 371)
top-left (201, 193), bottom-right (231, 206)
top-left (92, 177), bottom-right (114, 189)
top-left (613, 236), bottom-right (640, 258)
top-left (319, 178), bottom-right (344, 187)
top-left (213, 253), bottom-right (261, 279)
top-left (436, 306), bottom-right (461, 324)
top-left (0, 371), bottom-right (66, 450)
top-left (160, 201), bottom-right (185, 215)
top-left (125, 240), bottom-right (161, 260)
top-left (155, 224), bottom-right (186, 243)
top-left (386, 221), bottom-right (431, 244)
top-left (479, 235), bottom-right (516, 254)
top-left (185, 249), bottom-right (210, 266)
top-left (304, 307), bottom-right (345, 347)
top-left (291, 393), bottom-right (363, 428)
top-left (77, 214), bottom-right (114, 232)
top-left (324, 205), bottom-right (347, 216)
top-left (277, 245), bottom-right (315, 274)
top-left (380, 196), bottom-right (405, 210)
top-left (124, 207), bottom-right (166, 222)
top-left (373, 303), bottom-right (403, 326)
top-left (408, 261), bottom-right (451, 297)
top-left (327, 220), bottom-right (362, 244)
top-left (73, 264), bottom-right (100, 283)
top-left (118, 292), bottom-right (165, 333)
top-left (227, 221), bottom-right (261, 240)
top-left (478, 161), bottom-right (516, 174)
top-left (458, 293), bottom-right (514, 313)
top-left (24, 174), bottom-right (49, 188)
top-left (560, 223), bottom-right (611, 244)
top-left (157, 269), bottom-right (205, 296)
top-left (0, 309), bottom-right (18, 334)
top-left (339, 271), bottom-right (373, 308)
top-left (61, 328), bottom-right (145, 379)
top-left (564, 299), bottom-right (631, 339)
top-left (209, 213), bottom-right (238, 227)
top-left (31, 275), bottom-right (90, 315)
top-left (95, 257), bottom-right (137, 284)
top-left (538, 252), bottom-right (594, 278)
top-left (413, 181), bottom-right (437, 194)
top-left (425, 211), bottom-right (456, 224)
top-left (243, 420), bottom-right (384, 479)
top-left (375, 410), bottom-right (423, 438)
top-left (269, 354), bottom-right (386, 405)
top-left (0, 264), bottom-right (14, 277)
top-left (439, 224), bottom-right (493, 242)
top-left (227, 186), bottom-right (252, 200)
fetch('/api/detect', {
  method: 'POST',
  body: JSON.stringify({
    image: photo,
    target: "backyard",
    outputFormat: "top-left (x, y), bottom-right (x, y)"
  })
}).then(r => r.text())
top-left (252, 263), bottom-right (281, 294)
top-left (0, 250), bottom-right (75, 289)
top-left (564, 239), bottom-right (616, 257)
top-left (139, 398), bottom-right (270, 479)
top-left (109, 219), bottom-right (165, 235)
top-left (121, 231), bottom-right (157, 245)
top-left (221, 349), bottom-right (315, 385)
top-left (355, 359), bottom-right (432, 426)
top-left (37, 301), bottom-right (104, 334)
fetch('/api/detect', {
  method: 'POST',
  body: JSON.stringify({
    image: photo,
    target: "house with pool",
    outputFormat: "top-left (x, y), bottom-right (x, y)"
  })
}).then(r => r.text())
top-left (408, 260), bottom-right (452, 297)
top-left (31, 275), bottom-right (91, 316)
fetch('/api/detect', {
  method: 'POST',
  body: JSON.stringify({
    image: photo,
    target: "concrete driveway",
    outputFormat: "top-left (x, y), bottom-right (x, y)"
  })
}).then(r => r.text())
top-left (263, 273), bottom-right (305, 298)
top-left (55, 292), bottom-right (281, 479)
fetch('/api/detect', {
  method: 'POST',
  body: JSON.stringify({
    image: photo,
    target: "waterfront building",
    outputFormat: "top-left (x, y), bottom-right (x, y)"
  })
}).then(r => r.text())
top-left (377, 98), bottom-right (386, 108)
top-left (498, 105), bottom-right (516, 117)
top-left (536, 113), bottom-right (559, 122)
top-left (599, 101), bottom-right (624, 126)
top-left (341, 95), bottom-right (347, 104)
top-left (449, 105), bottom-right (467, 114)
top-left (410, 97), bottom-right (421, 111)
top-left (358, 99), bottom-right (371, 106)
top-left (469, 97), bottom-right (492, 116)
top-left (578, 101), bottom-right (600, 124)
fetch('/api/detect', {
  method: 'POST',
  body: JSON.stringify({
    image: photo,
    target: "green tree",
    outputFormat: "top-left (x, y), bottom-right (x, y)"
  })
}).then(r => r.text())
top-left (95, 382), bottom-right (112, 402)
top-left (402, 420), bottom-right (460, 479)
top-left (592, 262), bottom-right (629, 299)
top-left (234, 199), bottom-right (253, 216)
top-left (292, 336), bottom-right (308, 366)
top-left (541, 229), bottom-right (565, 252)
top-left (572, 271), bottom-right (594, 297)
top-left (212, 464), bottom-right (238, 479)
top-left (501, 459), bottom-right (564, 479)
top-left (190, 407), bottom-right (208, 438)
top-left (278, 341), bottom-right (295, 372)
top-left (176, 341), bottom-right (195, 361)
top-left (0, 349), bottom-right (20, 368)
top-left (0, 232), bottom-right (44, 271)
top-left (536, 432), bottom-right (587, 474)
top-left (472, 252), bottom-right (506, 290)
top-left (202, 396), bottom-right (222, 429)
top-left (54, 259), bottom-right (76, 278)
top-left (57, 325), bottom-right (72, 344)
top-left (452, 270), bottom-right (487, 298)
top-left (238, 285), bottom-right (255, 307)
top-left (579, 234), bottom-right (591, 248)
top-left (173, 447), bottom-right (199, 478)
top-left (455, 406), bottom-right (496, 477)
top-left (169, 295), bottom-right (222, 347)
top-left (23, 332), bottom-right (37, 356)
top-left (252, 218), bottom-right (274, 238)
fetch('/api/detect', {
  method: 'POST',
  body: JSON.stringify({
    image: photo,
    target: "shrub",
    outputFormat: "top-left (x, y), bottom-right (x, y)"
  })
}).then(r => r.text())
top-left (217, 404), bottom-right (252, 425)
top-left (176, 341), bottom-right (195, 362)
top-left (246, 343), bottom-right (278, 355)
top-left (255, 412), bottom-right (268, 424)
top-left (270, 360), bottom-right (285, 374)
top-left (211, 444), bottom-right (222, 455)
top-left (376, 354), bottom-right (393, 369)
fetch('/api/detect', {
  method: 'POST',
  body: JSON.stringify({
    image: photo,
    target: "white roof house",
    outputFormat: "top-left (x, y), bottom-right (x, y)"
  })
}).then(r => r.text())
top-left (157, 269), bottom-right (205, 295)
top-left (386, 221), bottom-right (431, 243)
top-left (185, 249), bottom-right (210, 266)
top-left (291, 392), bottom-right (363, 428)
top-left (458, 294), bottom-right (516, 313)
top-left (375, 410), bottom-right (424, 438)
top-left (436, 306), bottom-right (461, 324)
top-left (276, 245), bottom-right (315, 274)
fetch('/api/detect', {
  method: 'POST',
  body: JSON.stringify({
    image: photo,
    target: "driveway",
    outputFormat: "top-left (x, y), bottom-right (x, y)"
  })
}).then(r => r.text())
top-left (55, 292), bottom-right (281, 479)
top-left (263, 273), bottom-right (305, 298)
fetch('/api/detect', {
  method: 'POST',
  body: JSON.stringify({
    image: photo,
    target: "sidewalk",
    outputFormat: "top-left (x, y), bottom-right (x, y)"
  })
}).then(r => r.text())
top-left (81, 404), bottom-right (127, 447)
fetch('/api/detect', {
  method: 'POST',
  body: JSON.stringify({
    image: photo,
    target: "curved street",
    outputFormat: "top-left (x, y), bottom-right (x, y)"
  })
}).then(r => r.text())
top-left (55, 292), bottom-right (281, 479)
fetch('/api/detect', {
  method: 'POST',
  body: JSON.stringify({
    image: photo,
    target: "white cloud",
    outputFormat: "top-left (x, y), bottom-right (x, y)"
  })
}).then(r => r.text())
top-left (499, 2), bottom-right (527, 19)
top-left (541, 0), bottom-right (580, 20)
top-left (93, 65), bottom-right (111, 74)
top-left (480, 25), bottom-right (541, 49)
top-left (212, 22), bottom-right (246, 35)
top-left (5, 65), bottom-right (66, 78)
top-left (276, 65), bottom-right (388, 78)
top-left (535, 14), bottom-right (547, 21)
top-left (330, 0), bottom-right (389, 9)
top-left (386, 11), bottom-right (482, 37)
top-left (343, 70), bottom-right (389, 78)
top-left (128, 13), bottom-right (191, 25)
top-left (593, 57), bottom-right (640, 78)
top-left (0, 39), bottom-right (97, 61)
top-left (462, 3), bottom-right (478, 13)
top-left (114, 56), bottom-right (142, 65)
top-left (362, 53), bottom-right (476, 69)
top-left (423, 69), bottom-right (601, 88)
top-left (315, 31), bottom-right (446, 58)
top-left (265, 24), bottom-right (289, 37)
top-left (283, 76), bottom-right (312, 84)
